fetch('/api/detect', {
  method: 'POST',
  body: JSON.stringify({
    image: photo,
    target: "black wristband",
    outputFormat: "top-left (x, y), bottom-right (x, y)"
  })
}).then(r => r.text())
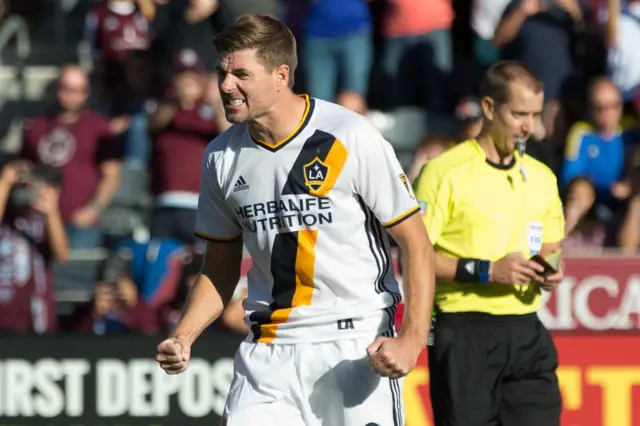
top-left (454, 258), bottom-right (490, 284)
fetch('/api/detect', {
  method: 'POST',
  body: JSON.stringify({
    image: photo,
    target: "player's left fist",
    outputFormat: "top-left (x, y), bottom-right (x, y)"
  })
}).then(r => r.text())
top-left (366, 335), bottom-right (422, 379)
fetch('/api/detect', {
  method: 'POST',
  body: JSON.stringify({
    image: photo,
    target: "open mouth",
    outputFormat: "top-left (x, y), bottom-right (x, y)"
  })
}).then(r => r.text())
top-left (225, 98), bottom-right (245, 108)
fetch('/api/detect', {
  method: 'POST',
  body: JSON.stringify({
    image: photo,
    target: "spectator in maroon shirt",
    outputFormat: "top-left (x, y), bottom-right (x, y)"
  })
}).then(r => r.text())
top-left (85, 0), bottom-right (156, 169)
top-left (0, 156), bottom-right (69, 334)
top-left (64, 252), bottom-right (158, 334)
top-left (148, 50), bottom-right (229, 246)
top-left (21, 65), bottom-right (125, 249)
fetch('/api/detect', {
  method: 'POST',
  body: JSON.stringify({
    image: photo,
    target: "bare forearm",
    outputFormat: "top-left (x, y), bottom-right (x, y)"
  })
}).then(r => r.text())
top-left (94, 164), bottom-right (121, 208)
top-left (174, 271), bottom-right (239, 344)
top-left (398, 245), bottom-right (434, 346)
top-left (434, 253), bottom-right (458, 283)
top-left (45, 210), bottom-right (69, 261)
top-left (493, 9), bottom-right (527, 47)
top-left (174, 275), bottom-right (223, 344)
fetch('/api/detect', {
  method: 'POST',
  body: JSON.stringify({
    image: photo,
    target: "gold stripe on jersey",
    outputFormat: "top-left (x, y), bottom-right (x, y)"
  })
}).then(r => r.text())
top-left (309, 138), bottom-right (348, 197)
top-left (258, 229), bottom-right (318, 343)
top-left (193, 230), bottom-right (242, 242)
top-left (382, 206), bottom-right (421, 228)
top-left (249, 94), bottom-right (314, 152)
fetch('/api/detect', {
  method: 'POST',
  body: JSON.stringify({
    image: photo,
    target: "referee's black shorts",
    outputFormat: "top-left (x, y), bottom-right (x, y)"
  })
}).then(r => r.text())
top-left (428, 312), bottom-right (562, 426)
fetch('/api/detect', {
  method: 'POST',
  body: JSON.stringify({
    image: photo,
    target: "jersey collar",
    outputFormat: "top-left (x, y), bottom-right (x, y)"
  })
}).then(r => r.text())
top-left (469, 138), bottom-right (518, 171)
top-left (249, 94), bottom-right (315, 153)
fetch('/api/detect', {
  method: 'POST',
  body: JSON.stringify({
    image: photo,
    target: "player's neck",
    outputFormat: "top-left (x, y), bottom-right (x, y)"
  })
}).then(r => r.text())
top-left (248, 93), bottom-right (307, 146)
top-left (476, 132), bottom-right (514, 166)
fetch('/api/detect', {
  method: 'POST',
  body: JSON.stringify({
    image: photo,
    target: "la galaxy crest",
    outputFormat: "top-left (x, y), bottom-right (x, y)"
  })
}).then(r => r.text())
top-left (303, 157), bottom-right (329, 191)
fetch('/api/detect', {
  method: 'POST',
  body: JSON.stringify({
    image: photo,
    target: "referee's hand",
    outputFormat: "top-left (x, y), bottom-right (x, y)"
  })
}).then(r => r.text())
top-left (367, 335), bottom-right (421, 379)
top-left (490, 253), bottom-right (546, 285)
top-left (156, 335), bottom-right (191, 375)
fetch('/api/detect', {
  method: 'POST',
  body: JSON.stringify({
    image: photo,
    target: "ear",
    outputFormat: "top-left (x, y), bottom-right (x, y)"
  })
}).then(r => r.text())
top-left (481, 96), bottom-right (495, 121)
top-left (275, 64), bottom-right (290, 89)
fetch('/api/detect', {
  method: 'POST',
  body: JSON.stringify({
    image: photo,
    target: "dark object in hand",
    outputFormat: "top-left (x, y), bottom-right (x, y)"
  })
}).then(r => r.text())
top-left (530, 254), bottom-right (557, 277)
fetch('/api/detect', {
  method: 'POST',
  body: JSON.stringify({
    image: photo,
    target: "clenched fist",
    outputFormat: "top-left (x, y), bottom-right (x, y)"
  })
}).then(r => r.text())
top-left (156, 335), bottom-right (191, 375)
top-left (367, 335), bottom-right (422, 379)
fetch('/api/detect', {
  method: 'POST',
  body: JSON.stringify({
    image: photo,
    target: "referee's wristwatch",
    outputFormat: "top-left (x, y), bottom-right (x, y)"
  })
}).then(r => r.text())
top-left (479, 260), bottom-right (491, 284)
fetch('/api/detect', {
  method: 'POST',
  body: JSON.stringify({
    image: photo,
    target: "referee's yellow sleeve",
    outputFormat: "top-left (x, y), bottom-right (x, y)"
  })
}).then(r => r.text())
top-left (543, 178), bottom-right (565, 244)
top-left (413, 164), bottom-right (451, 245)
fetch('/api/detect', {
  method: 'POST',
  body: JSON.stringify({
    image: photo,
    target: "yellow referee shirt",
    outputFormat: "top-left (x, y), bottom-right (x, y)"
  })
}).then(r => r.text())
top-left (413, 139), bottom-right (565, 315)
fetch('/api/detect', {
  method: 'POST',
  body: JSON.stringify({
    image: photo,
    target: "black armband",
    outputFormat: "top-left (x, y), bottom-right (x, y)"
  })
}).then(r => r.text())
top-left (454, 258), bottom-right (490, 284)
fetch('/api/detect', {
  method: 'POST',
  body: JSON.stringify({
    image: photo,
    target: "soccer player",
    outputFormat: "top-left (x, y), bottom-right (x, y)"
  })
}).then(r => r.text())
top-left (413, 61), bottom-right (565, 426)
top-left (155, 14), bottom-right (435, 426)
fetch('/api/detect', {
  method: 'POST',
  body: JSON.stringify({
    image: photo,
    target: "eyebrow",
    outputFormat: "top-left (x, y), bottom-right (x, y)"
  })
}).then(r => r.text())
top-left (513, 109), bottom-right (542, 115)
top-left (215, 65), bottom-right (250, 75)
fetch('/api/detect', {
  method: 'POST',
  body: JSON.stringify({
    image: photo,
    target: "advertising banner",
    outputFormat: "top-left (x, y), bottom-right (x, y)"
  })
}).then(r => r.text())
top-left (540, 257), bottom-right (640, 331)
top-left (0, 333), bottom-right (242, 426)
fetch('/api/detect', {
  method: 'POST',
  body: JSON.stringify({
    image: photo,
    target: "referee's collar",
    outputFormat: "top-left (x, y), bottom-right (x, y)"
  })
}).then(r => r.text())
top-left (470, 138), bottom-right (518, 171)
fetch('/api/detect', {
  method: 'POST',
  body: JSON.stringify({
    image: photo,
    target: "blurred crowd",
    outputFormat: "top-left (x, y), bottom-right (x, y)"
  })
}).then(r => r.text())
top-left (1, 0), bottom-right (640, 336)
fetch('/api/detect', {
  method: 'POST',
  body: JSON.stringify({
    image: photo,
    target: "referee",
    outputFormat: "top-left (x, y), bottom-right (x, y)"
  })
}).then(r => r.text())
top-left (413, 61), bottom-right (565, 426)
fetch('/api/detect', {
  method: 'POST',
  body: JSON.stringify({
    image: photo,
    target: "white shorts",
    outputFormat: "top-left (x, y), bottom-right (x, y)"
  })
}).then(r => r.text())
top-left (223, 336), bottom-right (405, 426)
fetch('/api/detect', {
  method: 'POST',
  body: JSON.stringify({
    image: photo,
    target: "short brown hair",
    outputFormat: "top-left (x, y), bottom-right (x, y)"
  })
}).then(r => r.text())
top-left (479, 60), bottom-right (543, 105)
top-left (213, 14), bottom-right (298, 88)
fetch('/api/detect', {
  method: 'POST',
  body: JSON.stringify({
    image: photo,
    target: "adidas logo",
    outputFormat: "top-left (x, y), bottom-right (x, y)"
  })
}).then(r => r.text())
top-left (233, 176), bottom-right (250, 192)
top-left (464, 261), bottom-right (474, 275)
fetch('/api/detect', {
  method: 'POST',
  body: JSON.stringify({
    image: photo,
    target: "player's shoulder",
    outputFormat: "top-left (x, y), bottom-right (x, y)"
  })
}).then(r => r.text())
top-left (202, 124), bottom-right (246, 164)
top-left (311, 99), bottom-right (386, 149)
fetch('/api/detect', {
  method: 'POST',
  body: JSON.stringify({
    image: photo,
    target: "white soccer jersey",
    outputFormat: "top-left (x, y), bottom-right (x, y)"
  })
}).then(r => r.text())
top-left (195, 95), bottom-right (419, 344)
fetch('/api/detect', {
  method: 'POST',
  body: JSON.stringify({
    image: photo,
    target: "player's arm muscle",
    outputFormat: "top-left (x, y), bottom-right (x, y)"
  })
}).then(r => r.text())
top-left (387, 214), bottom-right (435, 346)
top-left (172, 239), bottom-right (243, 344)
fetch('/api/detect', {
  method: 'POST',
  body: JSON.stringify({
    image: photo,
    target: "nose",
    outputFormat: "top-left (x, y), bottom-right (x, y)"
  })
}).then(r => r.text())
top-left (521, 115), bottom-right (536, 135)
top-left (218, 73), bottom-right (235, 94)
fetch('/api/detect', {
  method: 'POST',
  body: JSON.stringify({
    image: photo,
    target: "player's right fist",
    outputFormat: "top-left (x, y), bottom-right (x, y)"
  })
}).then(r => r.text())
top-left (156, 335), bottom-right (191, 375)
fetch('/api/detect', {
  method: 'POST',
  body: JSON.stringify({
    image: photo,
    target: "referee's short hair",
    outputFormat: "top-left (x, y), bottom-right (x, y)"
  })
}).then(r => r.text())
top-left (479, 61), bottom-right (543, 105)
top-left (213, 14), bottom-right (298, 88)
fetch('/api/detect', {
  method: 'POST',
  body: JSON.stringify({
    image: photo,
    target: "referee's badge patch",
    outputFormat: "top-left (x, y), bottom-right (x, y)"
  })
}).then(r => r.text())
top-left (527, 222), bottom-right (543, 256)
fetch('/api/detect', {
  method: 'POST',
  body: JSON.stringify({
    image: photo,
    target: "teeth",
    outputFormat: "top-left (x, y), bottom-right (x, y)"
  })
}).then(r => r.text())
top-left (229, 99), bottom-right (244, 106)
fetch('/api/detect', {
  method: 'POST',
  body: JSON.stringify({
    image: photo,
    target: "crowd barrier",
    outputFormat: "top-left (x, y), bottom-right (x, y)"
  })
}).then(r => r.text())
top-left (0, 257), bottom-right (639, 425)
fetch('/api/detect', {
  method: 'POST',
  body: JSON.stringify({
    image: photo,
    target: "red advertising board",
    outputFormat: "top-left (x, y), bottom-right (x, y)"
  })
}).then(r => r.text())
top-left (540, 257), bottom-right (640, 331)
top-left (402, 335), bottom-right (640, 426)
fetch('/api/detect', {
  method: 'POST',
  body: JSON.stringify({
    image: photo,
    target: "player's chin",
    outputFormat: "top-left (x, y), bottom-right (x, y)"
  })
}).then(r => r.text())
top-left (224, 112), bottom-right (247, 124)
top-left (224, 107), bottom-right (249, 124)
